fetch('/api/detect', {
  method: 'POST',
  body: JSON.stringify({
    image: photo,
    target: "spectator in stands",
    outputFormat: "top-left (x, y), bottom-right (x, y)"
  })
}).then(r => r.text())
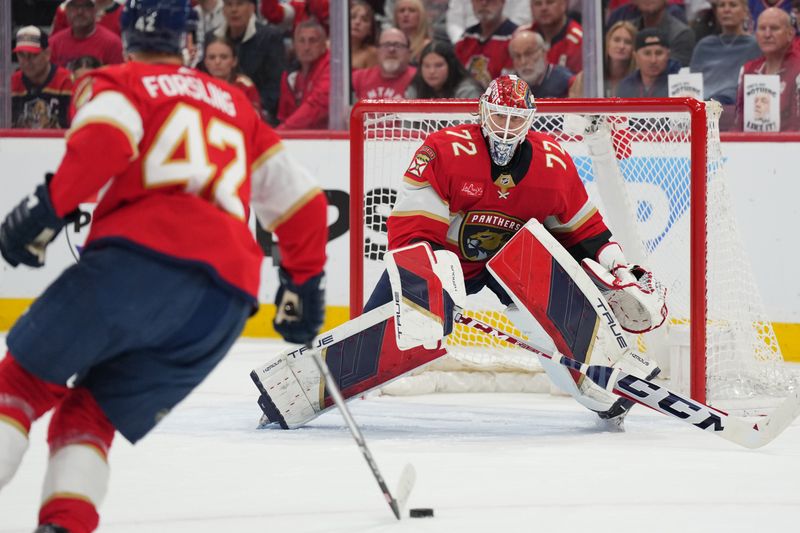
top-left (382, 0), bottom-right (452, 42)
top-left (689, 1), bottom-right (722, 43)
top-left (446, 0), bottom-right (532, 44)
top-left (261, 0), bottom-right (331, 35)
top-left (616, 27), bottom-right (682, 96)
top-left (405, 40), bottom-right (484, 97)
top-left (749, 0), bottom-right (792, 20)
top-left (277, 19), bottom-right (331, 129)
top-left (11, 26), bottom-right (73, 129)
top-left (351, 0), bottom-right (379, 69)
top-left (521, 0), bottom-right (583, 74)
top-left (569, 20), bottom-right (638, 97)
top-left (736, 7), bottom-right (800, 130)
top-left (201, 36), bottom-right (263, 118)
top-left (455, 0), bottom-right (518, 88)
top-left (69, 55), bottom-right (101, 82)
top-left (353, 27), bottom-right (417, 99)
top-left (509, 30), bottom-right (573, 97)
top-left (51, 0), bottom-right (124, 36)
top-left (192, 0), bottom-right (225, 66)
top-left (691, 0), bottom-right (761, 104)
top-left (394, 0), bottom-right (433, 65)
top-left (215, 0), bottom-right (286, 125)
top-left (49, 0), bottom-right (124, 68)
top-left (609, 0), bottom-right (696, 66)
top-left (607, 0), bottom-right (688, 25)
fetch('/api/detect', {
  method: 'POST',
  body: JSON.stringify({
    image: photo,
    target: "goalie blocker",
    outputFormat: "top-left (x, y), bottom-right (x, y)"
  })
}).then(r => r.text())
top-left (252, 221), bottom-right (666, 428)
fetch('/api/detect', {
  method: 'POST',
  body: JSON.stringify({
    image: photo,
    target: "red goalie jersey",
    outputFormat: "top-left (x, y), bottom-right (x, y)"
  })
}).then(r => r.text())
top-left (388, 123), bottom-right (610, 280)
top-left (49, 62), bottom-right (327, 303)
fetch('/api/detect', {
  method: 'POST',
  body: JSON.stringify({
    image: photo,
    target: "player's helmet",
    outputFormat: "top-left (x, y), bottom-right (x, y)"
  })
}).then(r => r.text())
top-left (479, 75), bottom-right (537, 167)
top-left (121, 0), bottom-right (190, 56)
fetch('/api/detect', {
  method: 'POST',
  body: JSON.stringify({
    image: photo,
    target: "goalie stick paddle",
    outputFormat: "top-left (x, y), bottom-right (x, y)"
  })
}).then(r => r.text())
top-left (455, 312), bottom-right (800, 449)
top-left (309, 349), bottom-right (415, 520)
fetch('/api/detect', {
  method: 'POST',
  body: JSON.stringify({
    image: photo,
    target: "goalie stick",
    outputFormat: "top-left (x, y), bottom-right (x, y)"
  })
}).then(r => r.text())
top-left (309, 349), bottom-right (416, 520)
top-left (455, 312), bottom-right (800, 449)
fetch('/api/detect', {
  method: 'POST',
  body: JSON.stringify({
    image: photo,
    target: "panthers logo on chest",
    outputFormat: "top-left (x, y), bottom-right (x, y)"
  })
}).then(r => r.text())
top-left (459, 211), bottom-right (523, 261)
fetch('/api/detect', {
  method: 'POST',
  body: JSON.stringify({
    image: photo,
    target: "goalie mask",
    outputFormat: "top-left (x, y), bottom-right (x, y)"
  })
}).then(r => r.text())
top-left (479, 75), bottom-right (537, 167)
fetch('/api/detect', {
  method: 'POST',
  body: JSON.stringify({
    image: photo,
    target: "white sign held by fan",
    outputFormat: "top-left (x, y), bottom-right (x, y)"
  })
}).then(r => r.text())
top-left (743, 74), bottom-right (780, 132)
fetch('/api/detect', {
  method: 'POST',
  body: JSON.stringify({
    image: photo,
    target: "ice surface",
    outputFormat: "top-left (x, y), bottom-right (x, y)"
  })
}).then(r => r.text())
top-left (2, 338), bottom-right (800, 533)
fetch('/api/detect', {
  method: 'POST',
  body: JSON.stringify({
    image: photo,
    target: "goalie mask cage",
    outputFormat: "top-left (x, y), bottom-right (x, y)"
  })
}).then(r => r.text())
top-left (349, 98), bottom-right (795, 406)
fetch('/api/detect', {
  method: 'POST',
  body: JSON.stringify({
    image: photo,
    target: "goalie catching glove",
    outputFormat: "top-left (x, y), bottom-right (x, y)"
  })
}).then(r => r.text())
top-left (273, 267), bottom-right (325, 344)
top-left (582, 243), bottom-right (667, 334)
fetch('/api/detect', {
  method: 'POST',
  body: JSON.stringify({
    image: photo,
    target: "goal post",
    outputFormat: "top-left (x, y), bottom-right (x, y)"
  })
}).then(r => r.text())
top-left (349, 98), bottom-right (791, 407)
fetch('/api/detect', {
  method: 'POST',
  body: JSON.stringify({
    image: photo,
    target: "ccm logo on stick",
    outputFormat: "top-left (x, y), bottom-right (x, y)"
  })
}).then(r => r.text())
top-left (616, 375), bottom-right (724, 431)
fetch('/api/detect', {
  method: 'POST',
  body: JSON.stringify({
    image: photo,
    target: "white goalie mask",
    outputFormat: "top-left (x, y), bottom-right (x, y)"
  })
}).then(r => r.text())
top-left (479, 75), bottom-right (537, 167)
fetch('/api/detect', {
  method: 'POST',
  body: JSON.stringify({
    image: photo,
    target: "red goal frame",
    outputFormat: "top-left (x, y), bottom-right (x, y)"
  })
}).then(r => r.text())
top-left (349, 98), bottom-right (710, 403)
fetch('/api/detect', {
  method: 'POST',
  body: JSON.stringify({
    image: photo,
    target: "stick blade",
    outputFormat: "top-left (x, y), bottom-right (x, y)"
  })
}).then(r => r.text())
top-left (729, 391), bottom-right (800, 449)
top-left (394, 464), bottom-right (417, 517)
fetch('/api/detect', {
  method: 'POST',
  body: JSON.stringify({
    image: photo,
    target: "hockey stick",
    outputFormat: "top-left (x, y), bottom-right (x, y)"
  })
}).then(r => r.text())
top-left (455, 312), bottom-right (800, 449)
top-left (309, 349), bottom-right (416, 519)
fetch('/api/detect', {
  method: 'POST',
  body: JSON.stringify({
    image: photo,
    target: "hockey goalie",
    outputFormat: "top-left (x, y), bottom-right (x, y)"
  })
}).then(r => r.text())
top-left (252, 75), bottom-right (667, 429)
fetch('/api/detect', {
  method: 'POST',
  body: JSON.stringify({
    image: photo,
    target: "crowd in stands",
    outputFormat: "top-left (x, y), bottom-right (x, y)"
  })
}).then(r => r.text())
top-left (9, 0), bottom-right (800, 132)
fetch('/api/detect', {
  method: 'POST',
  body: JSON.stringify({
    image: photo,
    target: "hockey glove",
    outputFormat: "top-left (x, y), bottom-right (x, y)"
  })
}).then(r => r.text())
top-left (582, 258), bottom-right (668, 333)
top-left (273, 267), bottom-right (326, 345)
top-left (0, 184), bottom-right (65, 268)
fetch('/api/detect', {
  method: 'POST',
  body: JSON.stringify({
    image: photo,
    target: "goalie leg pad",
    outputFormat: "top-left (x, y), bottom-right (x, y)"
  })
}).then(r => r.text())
top-left (488, 219), bottom-right (659, 414)
top-left (385, 243), bottom-right (466, 349)
top-left (251, 303), bottom-right (447, 429)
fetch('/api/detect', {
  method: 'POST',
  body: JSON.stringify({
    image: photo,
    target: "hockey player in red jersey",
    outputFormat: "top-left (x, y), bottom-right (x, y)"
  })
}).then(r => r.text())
top-left (251, 74), bottom-right (666, 433)
top-left (0, 1), bottom-right (327, 532)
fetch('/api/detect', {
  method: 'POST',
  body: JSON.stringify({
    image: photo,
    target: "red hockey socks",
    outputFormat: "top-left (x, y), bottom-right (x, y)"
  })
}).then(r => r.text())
top-left (0, 354), bottom-right (67, 488)
top-left (39, 387), bottom-right (116, 533)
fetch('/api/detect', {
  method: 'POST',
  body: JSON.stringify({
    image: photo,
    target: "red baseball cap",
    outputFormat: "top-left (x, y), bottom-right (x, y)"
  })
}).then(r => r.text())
top-left (13, 26), bottom-right (49, 54)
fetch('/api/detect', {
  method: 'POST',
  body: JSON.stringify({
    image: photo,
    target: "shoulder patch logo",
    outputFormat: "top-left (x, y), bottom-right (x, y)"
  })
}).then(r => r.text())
top-left (407, 145), bottom-right (436, 178)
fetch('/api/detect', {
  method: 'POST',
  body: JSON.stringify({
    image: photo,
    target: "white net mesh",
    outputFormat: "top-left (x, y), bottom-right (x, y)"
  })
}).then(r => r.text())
top-left (353, 100), bottom-right (796, 403)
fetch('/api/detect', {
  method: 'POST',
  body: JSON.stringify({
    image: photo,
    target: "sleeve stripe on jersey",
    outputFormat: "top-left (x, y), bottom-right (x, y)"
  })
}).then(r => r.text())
top-left (544, 203), bottom-right (599, 234)
top-left (68, 90), bottom-right (143, 159)
top-left (251, 142), bottom-right (283, 171)
top-left (251, 148), bottom-right (321, 230)
top-left (402, 175), bottom-right (433, 189)
top-left (390, 210), bottom-right (450, 226)
top-left (266, 187), bottom-right (323, 232)
top-left (391, 183), bottom-right (448, 217)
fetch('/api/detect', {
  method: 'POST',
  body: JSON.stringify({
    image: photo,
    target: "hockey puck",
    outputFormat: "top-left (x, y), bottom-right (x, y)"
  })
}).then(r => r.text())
top-left (409, 508), bottom-right (434, 518)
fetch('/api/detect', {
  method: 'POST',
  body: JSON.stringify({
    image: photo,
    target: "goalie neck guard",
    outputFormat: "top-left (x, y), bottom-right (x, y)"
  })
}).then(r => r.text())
top-left (479, 75), bottom-right (537, 167)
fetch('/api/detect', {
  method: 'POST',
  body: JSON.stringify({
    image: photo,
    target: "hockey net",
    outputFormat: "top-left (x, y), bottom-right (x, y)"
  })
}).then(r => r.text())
top-left (349, 99), bottom-right (796, 406)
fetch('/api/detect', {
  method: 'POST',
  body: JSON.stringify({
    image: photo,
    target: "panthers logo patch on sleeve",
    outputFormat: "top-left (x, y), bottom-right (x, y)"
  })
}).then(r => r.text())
top-left (406, 145), bottom-right (437, 178)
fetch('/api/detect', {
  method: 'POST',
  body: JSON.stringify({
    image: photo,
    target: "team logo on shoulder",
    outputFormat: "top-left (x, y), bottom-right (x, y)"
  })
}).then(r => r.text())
top-left (460, 211), bottom-right (523, 261)
top-left (407, 145), bottom-right (436, 178)
top-left (73, 76), bottom-right (94, 109)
